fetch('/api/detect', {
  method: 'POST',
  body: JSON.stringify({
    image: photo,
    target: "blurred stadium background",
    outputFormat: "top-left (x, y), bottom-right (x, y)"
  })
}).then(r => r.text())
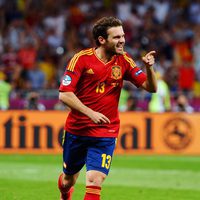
top-left (0, 0), bottom-right (200, 199)
top-left (0, 0), bottom-right (200, 111)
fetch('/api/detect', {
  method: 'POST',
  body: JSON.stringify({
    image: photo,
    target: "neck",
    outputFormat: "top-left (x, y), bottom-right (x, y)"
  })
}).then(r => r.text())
top-left (95, 47), bottom-right (113, 63)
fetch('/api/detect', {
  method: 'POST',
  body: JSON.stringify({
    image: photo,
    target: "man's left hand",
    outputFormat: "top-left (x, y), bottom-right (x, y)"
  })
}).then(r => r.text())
top-left (142, 51), bottom-right (156, 67)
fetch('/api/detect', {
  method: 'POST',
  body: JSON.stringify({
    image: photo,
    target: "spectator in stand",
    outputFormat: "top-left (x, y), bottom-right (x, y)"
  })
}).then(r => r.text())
top-left (178, 60), bottom-right (195, 95)
top-left (172, 93), bottom-right (194, 113)
top-left (149, 72), bottom-right (171, 112)
top-left (43, 8), bottom-right (65, 40)
top-left (38, 54), bottom-right (56, 88)
top-left (188, 0), bottom-right (200, 24)
top-left (68, 2), bottom-right (85, 30)
top-left (116, 0), bottom-right (132, 22)
top-left (1, 45), bottom-right (18, 82)
top-left (0, 72), bottom-right (12, 110)
top-left (27, 63), bottom-right (46, 90)
top-left (151, 0), bottom-right (170, 24)
top-left (17, 41), bottom-right (37, 73)
top-left (4, 18), bottom-right (23, 51)
top-left (45, 28), bottom-right (63, 49)
top-left (118, 84), bottom-right (131, 112)
top-left (193, 26), bottom-right (200, 82)
top-left (24, 91), bottom-right (45, 111)
top-left (164, 62), bottom-right (179, 93)
top-left (127, 95), bottom-right (139, 111)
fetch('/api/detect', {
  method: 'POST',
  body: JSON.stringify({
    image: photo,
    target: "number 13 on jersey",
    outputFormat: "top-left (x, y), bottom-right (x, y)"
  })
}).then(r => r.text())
top-left (96, 82), bottom-right (105, 93)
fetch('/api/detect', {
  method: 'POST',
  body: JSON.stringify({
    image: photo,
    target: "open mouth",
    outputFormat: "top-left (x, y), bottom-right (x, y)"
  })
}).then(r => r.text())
top-left (117, 46), bottom-right (123, 51)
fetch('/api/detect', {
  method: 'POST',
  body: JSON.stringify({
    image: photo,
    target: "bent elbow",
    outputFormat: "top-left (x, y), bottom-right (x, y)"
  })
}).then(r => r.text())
top-left (59, 92), bottom-right (64, 102)
top-left (149, 86), bottom-right (157, 93)
top-left (142, 81), bottom-right (157, 93)
top-left (152, 87), bottom-right (157, 93)
top-left (152, 90), bottom-right (157, 93)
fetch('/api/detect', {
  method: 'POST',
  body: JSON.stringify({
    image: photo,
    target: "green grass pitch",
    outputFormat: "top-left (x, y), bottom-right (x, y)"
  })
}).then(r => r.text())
top-left (0, 154), bottom-right (200, 200)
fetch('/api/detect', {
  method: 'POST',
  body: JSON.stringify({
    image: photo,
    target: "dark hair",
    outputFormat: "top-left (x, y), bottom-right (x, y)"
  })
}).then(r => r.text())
top-left (92, 16), bottom-right (123, 46)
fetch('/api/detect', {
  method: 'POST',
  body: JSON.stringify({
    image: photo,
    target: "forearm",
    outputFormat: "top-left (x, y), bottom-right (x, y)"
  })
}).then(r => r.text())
top-left (59, 91), bottom-right (110, 124)
top-left (59, 92), bottom-right (92, 116)
top-left (141, 50), bottom-right (157, 93)
top-left (145, 66), bottom-right (157, 93)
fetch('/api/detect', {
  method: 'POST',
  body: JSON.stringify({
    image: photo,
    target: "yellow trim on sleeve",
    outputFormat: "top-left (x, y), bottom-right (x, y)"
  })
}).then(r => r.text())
top-left (68, 49), bottom-right (93, 72)
top-left (123, 54), bottom-right (137, 68)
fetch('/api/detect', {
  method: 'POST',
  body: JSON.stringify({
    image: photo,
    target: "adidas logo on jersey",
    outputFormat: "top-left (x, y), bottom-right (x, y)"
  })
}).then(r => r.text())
top-left (86, 68), bottom-right (94, 74)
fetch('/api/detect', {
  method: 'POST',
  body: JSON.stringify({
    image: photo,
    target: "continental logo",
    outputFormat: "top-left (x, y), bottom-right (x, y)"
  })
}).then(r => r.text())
top-left (163, 118), bottom-right (193, 150)
top-left (0, 111), bottom-right (199, 155)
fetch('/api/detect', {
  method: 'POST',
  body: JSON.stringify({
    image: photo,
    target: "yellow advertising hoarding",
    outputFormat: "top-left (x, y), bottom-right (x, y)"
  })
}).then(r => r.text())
top-left (0, 111), bottom-right (199, 155)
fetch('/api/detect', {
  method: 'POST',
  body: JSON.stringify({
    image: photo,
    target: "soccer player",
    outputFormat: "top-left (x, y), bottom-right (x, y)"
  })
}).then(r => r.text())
top-left (58, 16), bottom-right (157, 200)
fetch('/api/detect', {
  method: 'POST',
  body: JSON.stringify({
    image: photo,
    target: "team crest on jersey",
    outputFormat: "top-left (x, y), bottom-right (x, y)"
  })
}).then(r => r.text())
top-left (111, 66), bottom-right (122, 80)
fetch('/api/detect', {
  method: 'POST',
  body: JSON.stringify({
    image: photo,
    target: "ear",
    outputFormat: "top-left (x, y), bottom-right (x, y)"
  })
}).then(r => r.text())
top-left (98, 36), bottom-right (106, 45)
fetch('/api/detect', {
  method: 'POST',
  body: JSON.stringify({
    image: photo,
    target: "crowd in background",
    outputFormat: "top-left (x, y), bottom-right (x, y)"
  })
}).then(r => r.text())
top-left (0, 0), bottom-right (200, 112)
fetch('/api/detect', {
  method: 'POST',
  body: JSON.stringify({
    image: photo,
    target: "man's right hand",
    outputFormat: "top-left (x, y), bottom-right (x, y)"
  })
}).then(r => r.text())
top-left (87, 109), bottom-right (110, 124)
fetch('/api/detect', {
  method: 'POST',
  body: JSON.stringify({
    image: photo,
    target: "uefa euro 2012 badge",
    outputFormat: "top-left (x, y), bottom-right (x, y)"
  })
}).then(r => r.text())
top-left (62, 75), bottom-right (72, 86)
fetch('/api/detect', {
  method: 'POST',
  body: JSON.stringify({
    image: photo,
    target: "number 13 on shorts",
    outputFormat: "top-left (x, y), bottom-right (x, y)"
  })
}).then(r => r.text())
top-left (101, 154), bottom-right (112, 169)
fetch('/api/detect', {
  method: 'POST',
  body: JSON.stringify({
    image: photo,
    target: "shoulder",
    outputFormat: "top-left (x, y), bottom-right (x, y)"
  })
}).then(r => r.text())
top-left (67, 48), bottom-right (94, 71)
top-left (119, 51), bottom-right (137, 68)
top-left (72, 48), bottom-right (94, 60)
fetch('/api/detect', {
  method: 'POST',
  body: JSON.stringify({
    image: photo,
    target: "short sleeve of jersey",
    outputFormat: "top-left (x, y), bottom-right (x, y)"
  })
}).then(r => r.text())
top-left (123, 53), bottom-right (147, 88)
top-left (59, 52), bottom-right (85, 92)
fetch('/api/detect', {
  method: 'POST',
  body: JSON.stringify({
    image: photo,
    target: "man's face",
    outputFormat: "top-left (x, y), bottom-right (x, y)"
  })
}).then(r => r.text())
top-left (104, 26), bottom-right (125, 55)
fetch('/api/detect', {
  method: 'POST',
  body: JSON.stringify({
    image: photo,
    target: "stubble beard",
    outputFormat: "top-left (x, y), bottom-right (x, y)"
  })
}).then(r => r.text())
top-left (106, 45), bottom-right (124, 56)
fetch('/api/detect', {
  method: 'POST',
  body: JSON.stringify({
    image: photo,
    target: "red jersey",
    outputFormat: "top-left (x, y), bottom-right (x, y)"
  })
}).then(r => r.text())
top-left (59, 48), bottom-right (146, 137)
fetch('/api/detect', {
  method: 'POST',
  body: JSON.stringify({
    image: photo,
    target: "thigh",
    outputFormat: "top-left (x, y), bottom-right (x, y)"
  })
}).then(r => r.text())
top-left (86, 138), bottom-right (116, 175)
top-left (62, 132), bottom-right (87, 175)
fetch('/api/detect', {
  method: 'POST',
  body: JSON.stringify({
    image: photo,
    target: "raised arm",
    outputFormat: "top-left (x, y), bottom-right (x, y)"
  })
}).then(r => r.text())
top-left (140, 51), bottom-right (157, 93)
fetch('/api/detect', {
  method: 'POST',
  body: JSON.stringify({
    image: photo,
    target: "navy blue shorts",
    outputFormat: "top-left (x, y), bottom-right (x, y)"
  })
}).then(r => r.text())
top-left (62, 132), bottom-right (116, 175)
